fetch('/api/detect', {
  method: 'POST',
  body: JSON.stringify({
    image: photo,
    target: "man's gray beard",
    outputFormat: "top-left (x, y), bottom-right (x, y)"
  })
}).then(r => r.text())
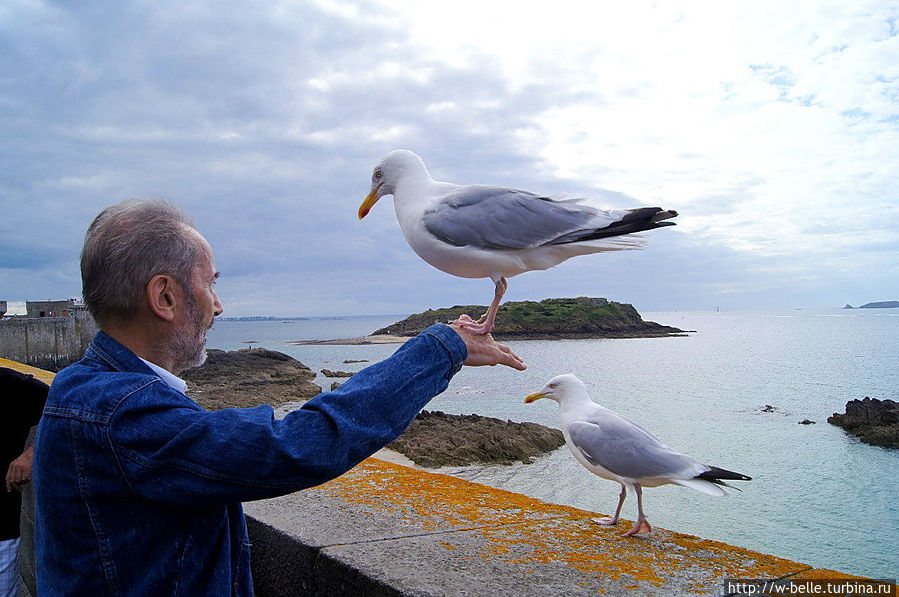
top-left (169, 295), bottom-right (210, 374)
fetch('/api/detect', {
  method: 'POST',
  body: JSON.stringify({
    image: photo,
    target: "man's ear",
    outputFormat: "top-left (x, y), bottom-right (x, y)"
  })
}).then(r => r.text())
top-left (146, 274), bottom-right (179, 322)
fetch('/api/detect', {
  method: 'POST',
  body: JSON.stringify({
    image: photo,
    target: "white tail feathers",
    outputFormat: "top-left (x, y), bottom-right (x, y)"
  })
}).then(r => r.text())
top-left (672, 478), bottom-right (728, 497)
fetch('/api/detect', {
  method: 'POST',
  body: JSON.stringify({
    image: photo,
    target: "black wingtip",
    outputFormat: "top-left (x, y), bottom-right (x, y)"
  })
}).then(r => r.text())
top-left (697, 465), bottom-right (752, 482)
top-left (549, 206), bottom-right (679, 244)
top-left (650, 209), bottom-right (678, 223)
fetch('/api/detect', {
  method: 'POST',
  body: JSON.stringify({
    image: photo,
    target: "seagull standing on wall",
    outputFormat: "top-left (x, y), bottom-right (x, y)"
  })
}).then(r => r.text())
top-left (526, 374), bottom-right (751, 536)
top-left (358, 150), bottom-right (678, 334)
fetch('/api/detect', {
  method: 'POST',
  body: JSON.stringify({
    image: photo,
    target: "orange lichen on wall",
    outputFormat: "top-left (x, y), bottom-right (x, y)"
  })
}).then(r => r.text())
top-left (312, 458), bottom-right (818, 591)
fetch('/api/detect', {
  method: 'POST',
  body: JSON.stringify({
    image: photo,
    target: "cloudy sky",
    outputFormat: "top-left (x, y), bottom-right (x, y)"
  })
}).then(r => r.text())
top-left (1, 0), bottom-right (897, 317)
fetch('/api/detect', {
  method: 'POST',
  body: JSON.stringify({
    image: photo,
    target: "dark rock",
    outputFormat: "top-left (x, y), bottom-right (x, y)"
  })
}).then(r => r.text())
top-left (322, 369), bottom-right (354, 378)
top-left (798, 419), bottom-right (815, 425)
top-left (761, 404), bottom-right (776, 413)
top-left (387, 410), bottom-right (565, 467)
top-left (330, 381), bottom-right (342, 391)
top-left (828, 397), bottom-right (899, 448)
top-left (183, 348), bottom-right (321, 410)
top-left (344, 359), bottom-right (369, 363)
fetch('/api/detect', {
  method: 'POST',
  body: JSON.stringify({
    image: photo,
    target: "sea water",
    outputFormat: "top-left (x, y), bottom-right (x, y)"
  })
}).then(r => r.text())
top-left (206, 309), bottom-right (899, 578)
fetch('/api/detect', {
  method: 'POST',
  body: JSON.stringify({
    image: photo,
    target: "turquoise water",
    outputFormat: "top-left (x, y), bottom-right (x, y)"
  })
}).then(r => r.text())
top-left (206, 309), bottom-right (899, 578)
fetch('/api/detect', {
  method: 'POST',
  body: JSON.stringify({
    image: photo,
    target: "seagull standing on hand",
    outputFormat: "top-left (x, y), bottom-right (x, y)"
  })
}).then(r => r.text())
top-left (358, 150), bottom-right (678, 334)
top-left (525, 374), bottom-right (751, 536)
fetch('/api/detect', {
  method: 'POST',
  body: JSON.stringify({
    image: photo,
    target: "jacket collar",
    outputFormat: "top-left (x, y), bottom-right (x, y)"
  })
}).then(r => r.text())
top-left (139, 357), bottom-right (188, 393)
top-left (86, 330), bottom-right (157, 377)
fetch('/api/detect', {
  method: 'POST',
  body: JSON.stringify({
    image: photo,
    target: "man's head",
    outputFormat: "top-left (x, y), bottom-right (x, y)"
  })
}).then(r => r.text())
top-left (81, 199), bottom-right (222, 372)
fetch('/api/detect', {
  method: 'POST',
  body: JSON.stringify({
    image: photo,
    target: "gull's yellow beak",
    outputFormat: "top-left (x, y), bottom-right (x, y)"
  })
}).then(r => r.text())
top-left (524, 391), bottom-right (548, 404)
top-left (358, 183), bottom-right (383, 220)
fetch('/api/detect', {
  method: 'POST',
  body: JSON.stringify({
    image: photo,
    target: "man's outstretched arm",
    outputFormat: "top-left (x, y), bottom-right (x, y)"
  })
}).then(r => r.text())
top-left (109, 324), bottom-right (524, 505)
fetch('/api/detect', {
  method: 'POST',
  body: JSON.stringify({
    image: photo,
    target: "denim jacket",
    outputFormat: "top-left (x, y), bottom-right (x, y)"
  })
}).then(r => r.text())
top-left (34, 324), bottom-right (466, 596)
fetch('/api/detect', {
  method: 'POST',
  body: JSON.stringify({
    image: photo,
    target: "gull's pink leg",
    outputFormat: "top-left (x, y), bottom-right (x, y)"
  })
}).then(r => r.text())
top-left (592, 484), bottom-right (626, 526)
top-left (623, 484), bottom-right (652, 536)
top-left (451, 277), bottom-right (507, 335)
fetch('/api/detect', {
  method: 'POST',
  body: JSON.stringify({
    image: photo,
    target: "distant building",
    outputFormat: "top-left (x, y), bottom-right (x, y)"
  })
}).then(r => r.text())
top-left (1, 298), bottom-right (97, 370)
top-left (25, 299), bottom-right (87, 318)
top-left (0, 301), bottom-right (6, 317)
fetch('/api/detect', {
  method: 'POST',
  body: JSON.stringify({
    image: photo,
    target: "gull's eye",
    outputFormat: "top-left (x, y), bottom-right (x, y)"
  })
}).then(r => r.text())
top-left (549, 383), bottom-right (557, 389)
top-left (374, 169), bottom-right (382, 179)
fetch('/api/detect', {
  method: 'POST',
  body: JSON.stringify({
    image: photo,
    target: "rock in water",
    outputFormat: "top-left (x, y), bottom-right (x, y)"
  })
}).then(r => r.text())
top-left (183, 348), bottom-right (321, 410)
top-left (828, 397), bottom-right (899, 448)
top-left (387, 410), bottom-right (565, 467)
top-left (321, 369), bottom-right (354, 378)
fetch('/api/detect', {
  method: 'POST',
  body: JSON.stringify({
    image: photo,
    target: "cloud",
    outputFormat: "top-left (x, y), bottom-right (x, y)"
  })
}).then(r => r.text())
top-left (1, 0), bottom-right (896, 315)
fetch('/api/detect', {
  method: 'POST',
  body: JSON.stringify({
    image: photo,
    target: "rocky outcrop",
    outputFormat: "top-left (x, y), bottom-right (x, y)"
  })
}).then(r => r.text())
top-left (828, 397), bottom-right (899, 448)
top-left (373, 297), bottom-right (687, 340)
top-left (321, 369), bottom-right (354, 378)
top-left (183, 348), bottom-right (321, 410)
top-left (387, 410), bottom-right (565, 467)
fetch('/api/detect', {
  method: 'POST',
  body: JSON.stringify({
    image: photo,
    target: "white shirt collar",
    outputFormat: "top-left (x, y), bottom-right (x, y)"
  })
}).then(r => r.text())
top-left (139, 357), bottom-right (188, 394)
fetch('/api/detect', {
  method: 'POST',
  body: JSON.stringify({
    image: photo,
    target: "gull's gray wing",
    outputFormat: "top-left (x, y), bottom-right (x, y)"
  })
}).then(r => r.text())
top-left (567, 415), bottom-right (699, 480)
top-left (421, 185), bottom-right (614, 250)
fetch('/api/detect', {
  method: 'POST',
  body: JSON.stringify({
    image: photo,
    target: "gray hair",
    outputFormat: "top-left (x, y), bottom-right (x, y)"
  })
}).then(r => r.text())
top-left (81, 199), bottom-right (202, 326)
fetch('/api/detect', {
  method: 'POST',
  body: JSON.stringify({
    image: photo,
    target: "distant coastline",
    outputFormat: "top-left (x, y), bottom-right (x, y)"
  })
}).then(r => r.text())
top-left (842, 300), bottom-right (899, 309)
top-left (218, 315), bottom-right (396, 322)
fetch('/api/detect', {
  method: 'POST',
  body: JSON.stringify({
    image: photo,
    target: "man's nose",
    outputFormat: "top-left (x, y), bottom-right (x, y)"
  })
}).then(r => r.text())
top-left (213, 292), bottom-right (223, 317)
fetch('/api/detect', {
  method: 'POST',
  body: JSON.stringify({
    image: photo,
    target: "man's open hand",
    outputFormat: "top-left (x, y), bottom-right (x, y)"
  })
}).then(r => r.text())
top-left (449, 324), bottom-right (526, 370)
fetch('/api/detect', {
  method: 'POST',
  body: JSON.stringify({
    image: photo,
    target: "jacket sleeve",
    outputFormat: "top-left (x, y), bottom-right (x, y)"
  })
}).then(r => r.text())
top-left (108, 324), bottom-right (466, 506)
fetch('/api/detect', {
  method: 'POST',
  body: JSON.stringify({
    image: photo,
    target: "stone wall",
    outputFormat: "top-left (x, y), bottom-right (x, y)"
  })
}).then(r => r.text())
top-left (0, 314), bottom-right (97, 370)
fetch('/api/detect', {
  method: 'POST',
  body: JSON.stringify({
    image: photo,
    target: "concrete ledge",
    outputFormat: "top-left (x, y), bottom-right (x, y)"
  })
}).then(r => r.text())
top-left (244, 459), bottom-right (870, 597)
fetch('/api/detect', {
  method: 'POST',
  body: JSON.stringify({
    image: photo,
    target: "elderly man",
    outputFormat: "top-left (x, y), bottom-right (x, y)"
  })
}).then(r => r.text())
top-left (34, 199), bottom-right (525, 596)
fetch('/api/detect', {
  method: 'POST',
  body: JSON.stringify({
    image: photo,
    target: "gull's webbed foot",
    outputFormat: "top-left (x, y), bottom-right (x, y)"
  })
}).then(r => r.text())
top-left (623, 517), bottom-right (652, 536)
top-left (450, 313), bottom-right (496, 335)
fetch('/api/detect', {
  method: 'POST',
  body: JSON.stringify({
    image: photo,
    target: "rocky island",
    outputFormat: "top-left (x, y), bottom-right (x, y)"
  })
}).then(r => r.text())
top-left (828, 397), bottom-right (899, 448)
top-left (183, 348), bottom-right (563, 466)
top-left (373, 297), bottom-right (686, 340)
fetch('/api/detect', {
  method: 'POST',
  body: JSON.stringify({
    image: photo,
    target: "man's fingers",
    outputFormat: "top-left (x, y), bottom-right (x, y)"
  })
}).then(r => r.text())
top-left (497, 342), bottom-right (525, 365)
top-left (450, 324), bottom-right (526, 370)
top-left (494, 342), bottom-right (526, 370)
